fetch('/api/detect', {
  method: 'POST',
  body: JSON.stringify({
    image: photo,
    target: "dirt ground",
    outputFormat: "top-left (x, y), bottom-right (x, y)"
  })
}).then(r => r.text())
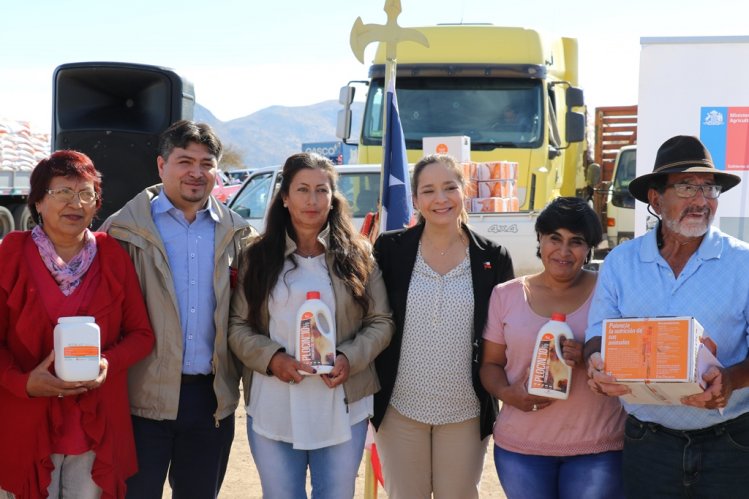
top-left (163, 403), bottom-right (507, 498)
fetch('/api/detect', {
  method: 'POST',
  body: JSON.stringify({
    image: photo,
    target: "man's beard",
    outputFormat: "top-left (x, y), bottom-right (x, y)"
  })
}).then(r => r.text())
top-left (663, 207), bottom-right (713, 238)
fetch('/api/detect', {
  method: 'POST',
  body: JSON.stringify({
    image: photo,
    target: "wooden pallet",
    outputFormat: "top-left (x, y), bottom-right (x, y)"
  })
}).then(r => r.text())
top-left (594, 105), bottom-right (637, 181)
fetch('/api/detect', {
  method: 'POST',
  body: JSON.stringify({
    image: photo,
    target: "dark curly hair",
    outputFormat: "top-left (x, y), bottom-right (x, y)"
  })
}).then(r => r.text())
top-left (535, 196), bottom-right (602, 259)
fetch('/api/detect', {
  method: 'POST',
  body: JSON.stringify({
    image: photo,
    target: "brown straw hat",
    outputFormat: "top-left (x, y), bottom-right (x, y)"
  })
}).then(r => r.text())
top-left (628, 135), bottom-right (741, 203)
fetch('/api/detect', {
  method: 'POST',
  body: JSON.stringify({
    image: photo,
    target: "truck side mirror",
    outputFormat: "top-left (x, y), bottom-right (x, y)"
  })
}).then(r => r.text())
top-left (339, 85), bottom-right (355, 105)
top-left (336, 109), bottom-right (352, 141)
top-left (337, 85), bottom-right (356, 142)
top-left (566, 87), bottom-right (584, 108)
top-left (565, 111), bottom-right (585, 143)
top-left (234, 206), bottom-right (251, 218)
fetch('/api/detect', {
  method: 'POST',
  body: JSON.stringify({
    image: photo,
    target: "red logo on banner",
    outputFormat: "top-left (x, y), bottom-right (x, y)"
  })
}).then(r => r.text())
top-left (726, 107), bottom-right (749, 170)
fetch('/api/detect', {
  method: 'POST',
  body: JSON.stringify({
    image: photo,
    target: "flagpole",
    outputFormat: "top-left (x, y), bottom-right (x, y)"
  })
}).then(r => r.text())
top-left (349, 0), bottom-right (428, 237)
top-left (378, 59), bottom-right (396, 228)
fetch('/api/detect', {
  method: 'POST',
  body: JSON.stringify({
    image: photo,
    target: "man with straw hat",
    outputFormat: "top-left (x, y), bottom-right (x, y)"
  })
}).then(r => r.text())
top-left (583, 135), bottom-right (749, 497)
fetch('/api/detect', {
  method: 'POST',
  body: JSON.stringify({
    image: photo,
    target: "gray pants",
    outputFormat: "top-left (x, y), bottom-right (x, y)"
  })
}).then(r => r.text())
top-left (0, 451), bottom-right (100, 499)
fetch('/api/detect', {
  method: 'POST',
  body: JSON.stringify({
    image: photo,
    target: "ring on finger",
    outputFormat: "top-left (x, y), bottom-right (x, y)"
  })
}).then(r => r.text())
top-left (58, 393), bottom-right (64, 398)
top-left (288, 379), bottom-right (295, 385)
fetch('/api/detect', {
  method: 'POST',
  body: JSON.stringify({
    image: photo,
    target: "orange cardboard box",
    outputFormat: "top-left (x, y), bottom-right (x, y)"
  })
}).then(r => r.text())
top-left (464, 179), bottom-right (478, 198)
top-left (474, 179), bottom-right (516, 198)
top-left (471, 197), bottom-right (506, 213)
top-left (476, 180), bottom-right (502, 198)
top-left (463, 161), bottom-right (518, 181)
top-left (602, 317), bottom-right (716, 405)
top-left (461, 162), bottom-right (473, 181)
top-left (473, 161), bottom-right (512, 180)
top-left (470, 196), bottom-right (520, 213)
top-left (499, 161), bottom-right (518, 181)
top-left (474, 162), bottom-right (497, 180)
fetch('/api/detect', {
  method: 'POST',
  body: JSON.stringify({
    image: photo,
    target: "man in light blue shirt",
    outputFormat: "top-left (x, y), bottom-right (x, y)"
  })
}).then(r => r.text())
top-left (585, 136), bottom-right (749, 498)
top-left (104, 120), bottom-right (253, 498)
top-left (151, 192), bottom-right (218, 376)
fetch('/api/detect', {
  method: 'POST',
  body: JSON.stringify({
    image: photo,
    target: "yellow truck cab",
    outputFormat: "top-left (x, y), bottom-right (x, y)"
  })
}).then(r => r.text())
top-left (338, 24), bottom-right (586, 211)
top-left (337, 25), bottom-right (587, 274)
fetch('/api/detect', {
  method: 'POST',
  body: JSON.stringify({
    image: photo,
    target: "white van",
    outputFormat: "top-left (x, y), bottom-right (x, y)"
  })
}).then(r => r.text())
top-left (227, 164), bottom-right (380, 233)
top-left (606, 145), bottom-right (636, 248)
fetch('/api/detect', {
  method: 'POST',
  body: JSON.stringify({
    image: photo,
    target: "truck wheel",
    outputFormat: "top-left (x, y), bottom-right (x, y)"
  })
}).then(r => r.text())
top-left (12, 204), bottom-right (35, 231)
top-left (0, 206), bottom-right (15, 238)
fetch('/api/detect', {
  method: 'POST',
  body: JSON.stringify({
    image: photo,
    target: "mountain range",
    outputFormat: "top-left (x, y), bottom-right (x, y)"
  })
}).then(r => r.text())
top-left (193, 101), bottom-right (363, 167)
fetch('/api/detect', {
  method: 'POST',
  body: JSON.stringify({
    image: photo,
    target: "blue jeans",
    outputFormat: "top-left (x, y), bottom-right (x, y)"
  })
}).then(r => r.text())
top-left (247, 416), bottom-right (368, 499)
top-left (623, 413), bottom-right (749, 498)
top-left (494, 445), bottom-right (624, 499)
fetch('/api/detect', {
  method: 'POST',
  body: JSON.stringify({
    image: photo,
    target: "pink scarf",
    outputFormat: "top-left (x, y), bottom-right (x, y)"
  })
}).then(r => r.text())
top-left (30, 225), bottom-right (97, 296)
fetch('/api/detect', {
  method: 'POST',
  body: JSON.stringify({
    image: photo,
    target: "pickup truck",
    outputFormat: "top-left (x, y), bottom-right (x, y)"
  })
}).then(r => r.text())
top-left (228, 164), bottom-right (380, 232)
top-left (228, 164), bottom-right (543, 275)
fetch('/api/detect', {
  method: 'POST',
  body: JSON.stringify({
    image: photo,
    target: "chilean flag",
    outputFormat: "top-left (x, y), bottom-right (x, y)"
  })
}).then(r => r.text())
top-left (380, 77), bottom-right (413, 231)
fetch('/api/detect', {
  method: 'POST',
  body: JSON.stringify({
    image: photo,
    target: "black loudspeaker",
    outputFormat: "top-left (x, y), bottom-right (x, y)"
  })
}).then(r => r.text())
top-left (53, 62), bottom-right (194, 222)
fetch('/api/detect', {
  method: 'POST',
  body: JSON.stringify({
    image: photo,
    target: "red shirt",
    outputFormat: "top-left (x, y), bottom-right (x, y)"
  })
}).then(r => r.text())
top-left (0, 231), bottom-right (155, 498)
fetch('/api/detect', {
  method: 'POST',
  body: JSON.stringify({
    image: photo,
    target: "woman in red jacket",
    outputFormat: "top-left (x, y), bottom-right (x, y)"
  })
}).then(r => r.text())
top-left (0, 150), bottom-right (154, 499)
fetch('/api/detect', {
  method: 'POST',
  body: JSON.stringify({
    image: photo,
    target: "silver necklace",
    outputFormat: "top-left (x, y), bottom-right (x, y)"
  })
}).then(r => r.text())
top-left (425, 234), bottom-right (464, 256)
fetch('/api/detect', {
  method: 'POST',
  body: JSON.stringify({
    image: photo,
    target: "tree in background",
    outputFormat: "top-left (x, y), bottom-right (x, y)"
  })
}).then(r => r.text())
top-left (219, 144), bottom-right (245, 171)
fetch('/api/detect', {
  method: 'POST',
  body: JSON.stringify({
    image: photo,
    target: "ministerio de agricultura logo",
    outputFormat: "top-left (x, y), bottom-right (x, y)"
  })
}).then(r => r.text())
top-left (703, 109), bottom-right (724, 126)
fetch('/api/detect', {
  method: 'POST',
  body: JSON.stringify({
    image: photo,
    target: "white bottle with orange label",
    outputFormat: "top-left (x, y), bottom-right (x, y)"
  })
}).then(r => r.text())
top-left (527, 313), bottom-right (573, 400)
top-left (53, 316), bottom-right (101, 382)
top-left (295, 291), bottom-right (336, 375)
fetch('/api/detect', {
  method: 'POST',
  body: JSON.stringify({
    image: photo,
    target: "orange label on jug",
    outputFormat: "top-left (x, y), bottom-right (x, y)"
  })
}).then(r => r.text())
top-left (299, 312), bottom-right (314, 365)
top-left (298, 311), bottom-right (335, 368)
top-left (63, 346), bottom-right (98, 359)
top-left (529, 335), bottom-right (569, 393)
top-left (604, 319), bottom-right (691, 381)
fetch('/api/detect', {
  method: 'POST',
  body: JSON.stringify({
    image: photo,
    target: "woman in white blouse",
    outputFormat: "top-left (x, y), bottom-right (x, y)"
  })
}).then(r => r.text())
top-left (372, 154), bottom-right (515, 498)
top-left (228, 152), bottom-right (393, 499)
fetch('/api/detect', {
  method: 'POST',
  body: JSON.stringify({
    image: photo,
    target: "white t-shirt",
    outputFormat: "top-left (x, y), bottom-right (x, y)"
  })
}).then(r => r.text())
top-left (247, 253), bottom-right (372, 450)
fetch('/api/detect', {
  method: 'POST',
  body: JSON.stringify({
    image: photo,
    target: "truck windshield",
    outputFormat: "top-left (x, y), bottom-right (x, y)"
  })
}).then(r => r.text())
top-left (613, 149), bottom-right (636, 190)
top-left (362, 77), bottom-right (543, 150)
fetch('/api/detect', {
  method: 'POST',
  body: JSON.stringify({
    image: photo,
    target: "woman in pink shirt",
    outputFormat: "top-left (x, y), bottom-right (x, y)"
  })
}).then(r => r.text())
top-left (480, 197), bottom-right (626, 499)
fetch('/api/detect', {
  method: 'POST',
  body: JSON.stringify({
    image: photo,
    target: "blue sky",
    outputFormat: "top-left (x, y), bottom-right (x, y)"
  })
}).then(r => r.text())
top-left (1, 0), bottom-right (746, 130)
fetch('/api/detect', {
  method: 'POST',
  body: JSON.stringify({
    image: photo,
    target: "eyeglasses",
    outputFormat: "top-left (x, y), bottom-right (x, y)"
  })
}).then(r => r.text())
top-left (665, 183), bottom-right (722, 199)
top-left (46, 188), bottom-right (98, 204)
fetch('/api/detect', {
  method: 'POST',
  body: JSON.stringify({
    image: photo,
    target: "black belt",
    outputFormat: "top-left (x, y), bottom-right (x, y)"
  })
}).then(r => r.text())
top-left (181, 373), bottom-right (214, 385)
top-left (629, 412), bottom-right (749, 440)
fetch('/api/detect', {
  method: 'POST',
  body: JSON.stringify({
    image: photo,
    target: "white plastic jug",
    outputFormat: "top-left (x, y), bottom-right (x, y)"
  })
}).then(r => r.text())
top-left (295, 291), bottom-right (336, 375)
top-left (53, 316), bottom-right (101, 382)
top-left (527, 312), bottom-right (573, 400)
